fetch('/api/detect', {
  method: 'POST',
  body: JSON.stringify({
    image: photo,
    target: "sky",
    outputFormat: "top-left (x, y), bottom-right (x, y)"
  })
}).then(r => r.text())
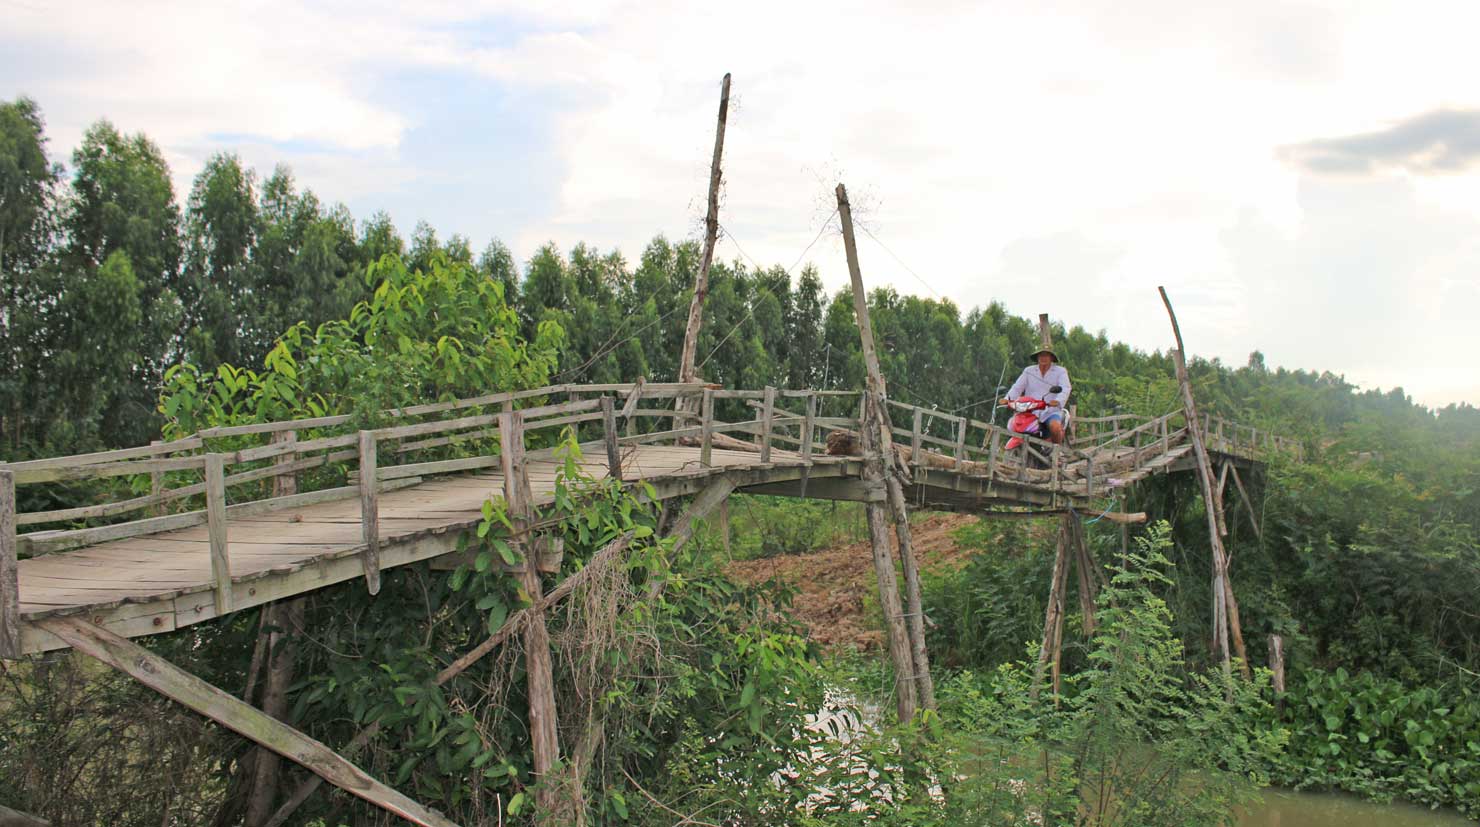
top-left (4, 0), bottom-right (1478, 408)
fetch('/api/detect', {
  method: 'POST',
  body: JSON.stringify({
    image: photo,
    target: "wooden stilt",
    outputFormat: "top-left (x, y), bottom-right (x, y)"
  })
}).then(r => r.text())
top-left (1072, 517), bottom-right (1099, 638)
top-left (244, 597), bottom-right (306, 827)
top-left (1160, 288), bottom-right (1250, 680)
top-left (499, 412), bottom-right (564, 822)
top-left (1032, 516), bottom-right (1073, 699)
top-left (1269, 634), bottom-right (1286, 714)
top-left (838, 182), bottom-right (936, 713)
top-left (38, 617), bottom-right (457, 827)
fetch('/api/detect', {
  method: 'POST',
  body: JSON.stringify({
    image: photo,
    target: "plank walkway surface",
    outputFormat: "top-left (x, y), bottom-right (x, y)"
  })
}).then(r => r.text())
top-left (3, 380), bottom-right (1292, 657)
top-left (14, 446), bottom-right (778, 653)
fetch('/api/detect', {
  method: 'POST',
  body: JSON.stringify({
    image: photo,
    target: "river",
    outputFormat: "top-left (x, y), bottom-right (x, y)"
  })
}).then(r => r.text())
top-left (1239, 789), bottom-right (1474, 826)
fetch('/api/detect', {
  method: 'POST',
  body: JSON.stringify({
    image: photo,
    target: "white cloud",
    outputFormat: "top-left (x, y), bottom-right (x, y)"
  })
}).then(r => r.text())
top-left (5, 0), bottom-right (1479, 406)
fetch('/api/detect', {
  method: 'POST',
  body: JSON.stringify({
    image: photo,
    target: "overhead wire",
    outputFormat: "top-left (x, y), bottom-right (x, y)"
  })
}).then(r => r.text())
top-left (697, 210), bottom-right (839, 370)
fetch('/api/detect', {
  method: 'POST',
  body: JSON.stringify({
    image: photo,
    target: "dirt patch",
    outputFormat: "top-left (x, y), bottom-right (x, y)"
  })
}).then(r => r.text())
top-left (726, 512), bottom-right (979, 652)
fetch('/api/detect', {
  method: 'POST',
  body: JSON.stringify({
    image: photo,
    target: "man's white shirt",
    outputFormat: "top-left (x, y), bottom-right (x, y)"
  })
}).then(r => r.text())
top-left (1006, 364), bottom-right (1072, 422)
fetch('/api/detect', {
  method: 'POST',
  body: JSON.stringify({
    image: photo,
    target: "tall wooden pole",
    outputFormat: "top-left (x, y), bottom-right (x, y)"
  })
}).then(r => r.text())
top-left (677, 73), bottom-right (732, 397)
top-left (836, 183), bottom-right (936, 712)
top-left (1158, 288), bottom-right (1250, 680)
top-left (499, 412), bottom-right (565, 821)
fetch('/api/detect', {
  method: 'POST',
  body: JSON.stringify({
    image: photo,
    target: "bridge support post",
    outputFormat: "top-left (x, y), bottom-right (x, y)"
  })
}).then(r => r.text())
top-left (837, 182), bottom-right (936, 715)
top-left (1032, 515), bottom-right (1073, 699)
top-left (499, 412), bottom-right (567, 822)
top-left (1160, 288), bottom-right (1250, 681)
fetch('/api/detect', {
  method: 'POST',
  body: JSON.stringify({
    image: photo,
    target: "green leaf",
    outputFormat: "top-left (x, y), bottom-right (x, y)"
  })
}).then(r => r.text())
top-left (508, 792), bottom-right (526, 815)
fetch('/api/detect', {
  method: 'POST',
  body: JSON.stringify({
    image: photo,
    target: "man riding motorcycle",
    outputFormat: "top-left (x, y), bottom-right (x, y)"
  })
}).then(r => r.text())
top-left (1001, 345), bottom-right (1071, 444)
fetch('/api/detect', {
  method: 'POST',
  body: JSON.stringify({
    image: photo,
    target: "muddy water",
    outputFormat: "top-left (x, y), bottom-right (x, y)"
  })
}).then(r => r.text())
top-left (1239, 789), bottom-right (1473, 826)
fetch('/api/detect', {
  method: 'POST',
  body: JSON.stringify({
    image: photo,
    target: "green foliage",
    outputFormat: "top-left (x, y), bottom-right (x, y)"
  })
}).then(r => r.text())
top-left (922, 519), bottom-right (1051, 670)
top-left (1260, 667), bottom-right (1480, 815)
top-left (158, 253), bottom-right (562, 435)
top-left (709, 495), bottom-right (868, 561)
top-left (923, 523), bottom-right (1281, 827)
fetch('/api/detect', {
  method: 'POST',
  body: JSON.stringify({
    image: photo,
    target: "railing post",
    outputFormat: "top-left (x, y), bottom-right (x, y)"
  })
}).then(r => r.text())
top-left (358, 431), bottom-right (381, 595)
top-left (910, 407), bottom-right (923, 475)
top-left (700, 388), bottom-right (715, 468)
top-left (272, 429), bottom-right (298, 498)
top-left (601, 396), bottom-right (622, 481)
top-left (801, 391), bottom-right (817, 465)
top-left (149, 440), bottom-right (165, 517)
top-left (987, 429), bottom-right (1000, 480)
top-left (954, 416), bottom-right (967, 463)
top-left (205, 453), bottom-right (232, 615)
top-left (759, 386), bottom-right (776, 463)
top-left (1161, 415), bottom-right (1170, 457)
top-left (1, 469), bottom-right (19, 658)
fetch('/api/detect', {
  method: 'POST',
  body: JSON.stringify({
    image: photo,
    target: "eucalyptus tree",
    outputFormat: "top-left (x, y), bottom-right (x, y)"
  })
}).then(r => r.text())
top-left (181, 153), bottom-right (259, 369)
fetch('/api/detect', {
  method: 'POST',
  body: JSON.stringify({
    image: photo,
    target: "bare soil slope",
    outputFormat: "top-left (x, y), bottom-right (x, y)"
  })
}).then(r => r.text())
top-left (726, 512), bottom-right (978, 651)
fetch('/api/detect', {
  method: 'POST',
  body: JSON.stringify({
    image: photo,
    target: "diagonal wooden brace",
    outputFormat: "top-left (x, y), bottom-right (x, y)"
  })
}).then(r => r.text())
top-left (36, 616), bottom-right (458, 827)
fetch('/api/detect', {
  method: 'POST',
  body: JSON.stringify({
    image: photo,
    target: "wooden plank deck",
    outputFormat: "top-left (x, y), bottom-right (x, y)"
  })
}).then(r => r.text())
top-left (14, 445), bottom-right (773, 653)
top-left (9, 427), bottom-right (1273, 655)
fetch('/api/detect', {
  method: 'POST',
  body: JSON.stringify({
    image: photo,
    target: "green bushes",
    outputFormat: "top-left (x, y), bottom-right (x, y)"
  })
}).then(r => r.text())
top-left (1265, 667), bottom-right (1480, 815)
top-left (921, 519), bottom-right (1050, 670)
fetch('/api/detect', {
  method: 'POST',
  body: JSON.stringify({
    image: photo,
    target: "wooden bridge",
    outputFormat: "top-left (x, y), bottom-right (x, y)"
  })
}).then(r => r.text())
top-left (0, 380), bottom-right (1293, 658)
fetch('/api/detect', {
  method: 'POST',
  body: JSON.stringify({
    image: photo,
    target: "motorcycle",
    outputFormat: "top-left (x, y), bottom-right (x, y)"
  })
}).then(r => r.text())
top-left (1002, 385), bottom-right (1066, 451)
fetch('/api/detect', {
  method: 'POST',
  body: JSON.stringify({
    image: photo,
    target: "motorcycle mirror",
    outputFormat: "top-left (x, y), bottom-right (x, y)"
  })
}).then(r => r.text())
top-left (1049, 385), bottom-right (1063, 394)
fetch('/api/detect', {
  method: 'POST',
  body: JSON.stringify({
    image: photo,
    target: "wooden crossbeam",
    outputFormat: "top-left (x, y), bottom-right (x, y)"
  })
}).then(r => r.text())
top-left (37, 616), bottom-right (457, 827)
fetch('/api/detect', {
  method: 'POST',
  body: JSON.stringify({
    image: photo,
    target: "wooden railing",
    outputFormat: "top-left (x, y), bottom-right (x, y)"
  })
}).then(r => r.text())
top-left (0, 380), bottom-right (1301, 657)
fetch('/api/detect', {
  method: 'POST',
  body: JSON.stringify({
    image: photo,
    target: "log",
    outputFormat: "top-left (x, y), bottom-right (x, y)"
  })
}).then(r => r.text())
top-left (1032, 515), bottom-right (1073, 699)
top-left (38, 617), bottom-right (457, 827)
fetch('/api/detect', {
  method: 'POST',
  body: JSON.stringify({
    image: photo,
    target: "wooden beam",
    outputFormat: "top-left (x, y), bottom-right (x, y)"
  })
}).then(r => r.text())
top-left (1228, 463), bottom-right (1263, 539)
top-left (0, 803), bottom-right (50, 827)
top-left (37, 616), bottom-right (458, 827)
top-left (0, 470), bottom-right (18, 659)
top-left (677, 73), bottom-right (731, 390)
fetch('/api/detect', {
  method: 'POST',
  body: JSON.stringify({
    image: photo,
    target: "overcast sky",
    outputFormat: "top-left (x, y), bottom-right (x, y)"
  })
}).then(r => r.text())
top-left (5, 0), bottom-right (1478, 408)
